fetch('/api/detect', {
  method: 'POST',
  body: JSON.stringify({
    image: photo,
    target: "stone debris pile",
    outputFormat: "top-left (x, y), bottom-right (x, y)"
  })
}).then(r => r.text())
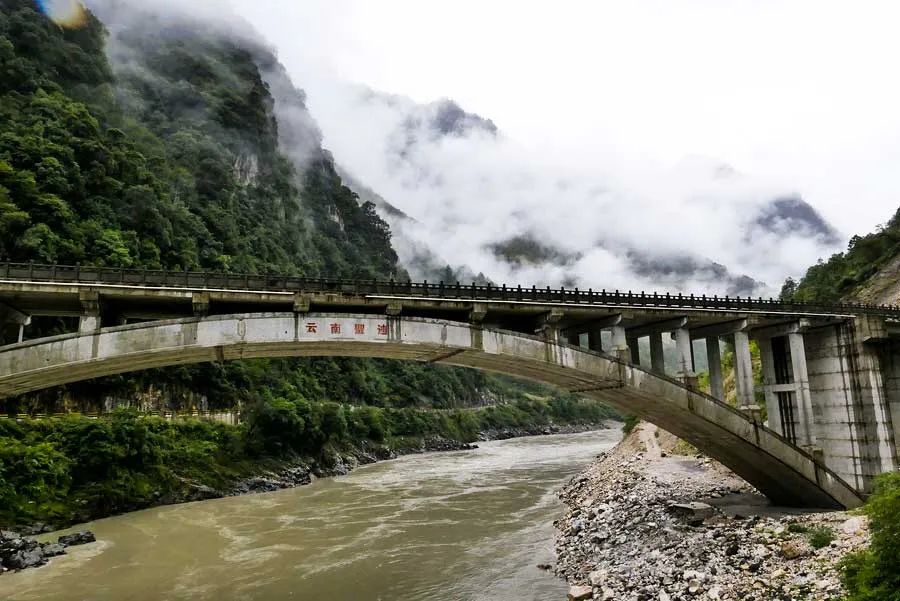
top-left (555, 424), bottom-right (869, 601)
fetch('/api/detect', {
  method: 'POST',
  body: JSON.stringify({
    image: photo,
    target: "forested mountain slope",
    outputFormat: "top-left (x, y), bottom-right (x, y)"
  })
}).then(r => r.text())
top-left (0, 1), bottom-right (544, 412)
top-left (785, 208), bottom-right (900, 304)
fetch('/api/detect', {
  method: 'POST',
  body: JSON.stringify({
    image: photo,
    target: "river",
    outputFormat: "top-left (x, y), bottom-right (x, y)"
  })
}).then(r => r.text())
top-left (0, 429), bottom-right (622, 601)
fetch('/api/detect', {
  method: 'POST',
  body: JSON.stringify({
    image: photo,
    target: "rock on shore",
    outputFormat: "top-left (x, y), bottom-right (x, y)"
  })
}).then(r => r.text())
top-left (554, 423), bottom-right (869, 601)
top-left (0, 530), bottom-right (96, 574)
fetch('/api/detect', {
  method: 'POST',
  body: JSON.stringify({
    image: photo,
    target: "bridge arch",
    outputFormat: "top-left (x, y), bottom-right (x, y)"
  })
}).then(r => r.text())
top-left (0, 312), bottom-right (863, 509)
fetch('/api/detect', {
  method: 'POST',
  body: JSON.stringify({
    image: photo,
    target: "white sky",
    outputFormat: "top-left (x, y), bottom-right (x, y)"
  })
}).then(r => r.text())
top-left (230, 0), bottom-right (900, 239)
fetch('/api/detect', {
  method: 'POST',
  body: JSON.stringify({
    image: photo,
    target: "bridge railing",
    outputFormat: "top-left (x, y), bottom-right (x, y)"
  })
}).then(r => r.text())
top-left (3, 261), bottom-right (900, 318)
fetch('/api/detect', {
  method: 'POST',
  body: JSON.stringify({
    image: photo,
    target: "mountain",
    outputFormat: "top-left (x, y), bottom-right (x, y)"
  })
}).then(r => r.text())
top-left (0, 0), bottom-right (538, 412)
top-left (787, 208), bottom-right (900, 304)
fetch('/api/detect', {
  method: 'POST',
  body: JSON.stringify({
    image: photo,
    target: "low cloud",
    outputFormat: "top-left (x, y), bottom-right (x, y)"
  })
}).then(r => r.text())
top-left (308, 83), bottom-right (840, 295)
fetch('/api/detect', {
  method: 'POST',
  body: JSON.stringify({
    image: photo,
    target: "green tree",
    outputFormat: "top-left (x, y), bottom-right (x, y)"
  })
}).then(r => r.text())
top-left (842, 473), bottom-right (900, 600)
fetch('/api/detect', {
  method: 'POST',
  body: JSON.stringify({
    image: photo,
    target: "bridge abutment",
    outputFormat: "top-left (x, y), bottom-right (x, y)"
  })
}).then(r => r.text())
top-left (802, 318), bottom-right (899, 493)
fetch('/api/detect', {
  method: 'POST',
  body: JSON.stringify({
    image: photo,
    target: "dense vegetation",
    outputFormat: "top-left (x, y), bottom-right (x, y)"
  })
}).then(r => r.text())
top-left (841, 473), bottom-right (900, 601)
top-left (0, 395), bottom-right (617, 528)
top-left (783, 209), bottom-right (900, 303)
top-left (0, 0), bottom-right (555, 412)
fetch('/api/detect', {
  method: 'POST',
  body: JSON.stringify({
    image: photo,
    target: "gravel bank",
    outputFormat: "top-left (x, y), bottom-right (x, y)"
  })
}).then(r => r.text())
top-left (555, 423), bottom-right (869, 601)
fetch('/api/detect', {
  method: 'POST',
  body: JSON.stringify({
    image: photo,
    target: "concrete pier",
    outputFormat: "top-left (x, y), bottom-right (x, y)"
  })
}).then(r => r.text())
top-left (706, 337), bottom-right (724, 401)
top-left (650, 332), bottom-right (665, 375)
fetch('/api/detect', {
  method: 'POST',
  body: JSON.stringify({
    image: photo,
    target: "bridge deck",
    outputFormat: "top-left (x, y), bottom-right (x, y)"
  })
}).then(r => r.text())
top-left (2, 263), bottom-right (899, 339)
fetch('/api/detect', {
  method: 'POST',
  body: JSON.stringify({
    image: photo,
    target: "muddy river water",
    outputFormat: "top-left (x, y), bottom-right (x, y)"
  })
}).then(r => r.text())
top-left (0, 429), bottom-right (622, 601)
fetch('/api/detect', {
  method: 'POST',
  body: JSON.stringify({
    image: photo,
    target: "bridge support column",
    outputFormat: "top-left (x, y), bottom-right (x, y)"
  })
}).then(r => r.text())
top-left (0, 302), bottom-right (30, 345)
top-left (757, 336), bottom-right (782, 435)
top-left (733, 331), bottom-right (756, 408)
top-left (583, 314), bottom-right (622, 354)
top-left (78, 291), bottom-right (101, 335)
top-left (610, 325), bottom-right (629, 362)
top-left (536, 308), bottom-right (564, 344)
top-left (192, 292), bottom-right (210, 317)
top-left (587, 329), bottom-right (603, 352)
top-left (674, 327), bottom-right (696, 387)
top-left (627, 336), bottom-right (640, 365)
top-left (788, 332), bottom-right (816, 448)
top-left (649, 332), bottom-right (665, 375)
top-left (705, 337), bottom-right (725, 401)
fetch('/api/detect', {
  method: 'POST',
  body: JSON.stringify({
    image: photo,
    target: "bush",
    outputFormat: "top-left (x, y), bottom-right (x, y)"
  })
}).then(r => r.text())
top-left (807, 525), bottom-right (835, 549)
top-left (622, 415), bottom-right (640, 435)
top-left (841, 472), bottom-right (900, 601)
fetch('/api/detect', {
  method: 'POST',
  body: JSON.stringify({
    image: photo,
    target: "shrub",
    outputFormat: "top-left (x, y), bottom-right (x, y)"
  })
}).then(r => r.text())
top-left (622, 415), bottom-right (640, 435)
top-left (807, 525), bottom-right (835, 549)
top-left (841, 472), bottom-right (900, 601)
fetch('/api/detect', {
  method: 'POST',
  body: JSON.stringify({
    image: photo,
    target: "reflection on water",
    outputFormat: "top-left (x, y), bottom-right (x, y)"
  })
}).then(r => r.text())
top-left (0, 430), bottom-right (621, 601)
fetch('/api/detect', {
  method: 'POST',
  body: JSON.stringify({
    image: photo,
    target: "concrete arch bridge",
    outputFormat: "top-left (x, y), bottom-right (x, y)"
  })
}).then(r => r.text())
top-left (2, 263), bottom-right (900, 509)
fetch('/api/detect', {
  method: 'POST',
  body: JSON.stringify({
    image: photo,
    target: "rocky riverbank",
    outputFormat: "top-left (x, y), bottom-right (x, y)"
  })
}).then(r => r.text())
top-left (554, 423), bottom-right (869, 601)
top-left (0, 531), bottom-right (96, 574)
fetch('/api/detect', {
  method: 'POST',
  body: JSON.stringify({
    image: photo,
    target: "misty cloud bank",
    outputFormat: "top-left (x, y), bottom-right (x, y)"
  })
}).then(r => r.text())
top-left (305, 82), bottom-right (842, 295)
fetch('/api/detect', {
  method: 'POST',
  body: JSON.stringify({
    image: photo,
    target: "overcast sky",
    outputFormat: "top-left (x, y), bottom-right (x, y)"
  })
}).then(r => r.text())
top-left (229, 0), bottom-right (900, 239)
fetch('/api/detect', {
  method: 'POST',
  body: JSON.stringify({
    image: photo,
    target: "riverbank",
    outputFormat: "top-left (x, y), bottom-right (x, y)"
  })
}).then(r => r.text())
top-left (555, 423), bottom-right (870, 600)
top-left (223, 422), bottom-right (606, 499)
top-left (0, 396), bottom-right (618, 536)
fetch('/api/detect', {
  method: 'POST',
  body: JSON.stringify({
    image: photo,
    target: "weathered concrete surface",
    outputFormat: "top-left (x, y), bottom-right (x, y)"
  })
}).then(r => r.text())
top-left (0, 312), bottom-right (863, 509)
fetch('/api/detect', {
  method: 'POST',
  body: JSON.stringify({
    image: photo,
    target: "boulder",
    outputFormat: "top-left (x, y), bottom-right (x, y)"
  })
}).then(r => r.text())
top-left (568, 584), bottom-right (594, 600)
top-left (667, 502), bottom-right (715, 524)
top-left (781, 539), bottom-right (811, 560)
top-left (58, 531), bottom-right (96, 547)
top-left (589, 569), bottom-right (607, 586)
top-left (5, 547), bottom-right (45, 570)
top-left (841, 516), bottom-right (866, 535)
top-left (41, 543), bottom-right (67, 558)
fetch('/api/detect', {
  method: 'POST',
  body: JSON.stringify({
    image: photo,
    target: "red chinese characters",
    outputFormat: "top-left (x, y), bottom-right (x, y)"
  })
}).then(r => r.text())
top-left (330, 323), bottom-right (341, 334)
top-left (305, 322), bottom-right (318, 333)
top-left (354, 323), bottom-right (365, 335)
top-left (377, 324), bottom-right (388, 336)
